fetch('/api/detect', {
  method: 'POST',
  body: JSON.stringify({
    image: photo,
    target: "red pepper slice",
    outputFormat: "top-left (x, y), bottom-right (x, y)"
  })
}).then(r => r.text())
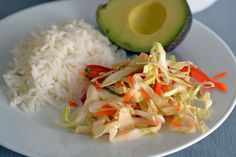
top-left (181, 65), bottom-right (211, 82)
top-left (85, 65), bottom-right (112, 79)
top-left (86, 65), bottom-right (111, 73)
top-left (85, 72), bottom-right (100, 79)
top-left (80, 93), bottom-right (86, 104)
top-left (190, 65), bottom-right (211, 82)
top-left (181, 65), bottom-right (227, 92)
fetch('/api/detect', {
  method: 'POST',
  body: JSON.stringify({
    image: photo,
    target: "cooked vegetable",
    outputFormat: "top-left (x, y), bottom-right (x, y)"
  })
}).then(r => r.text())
top-left (55, 43), bottom-right (227, 142)
top-left (94, 109), bottom-right (117, 117)
top-left (84, 65), bottom-right (112, 80)
top-left (211, 72), bottom-right (228, 80)
top-left (68, 100), bottom-right (78, 107)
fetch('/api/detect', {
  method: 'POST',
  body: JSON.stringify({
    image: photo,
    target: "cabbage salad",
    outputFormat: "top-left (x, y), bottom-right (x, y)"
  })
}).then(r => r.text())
top-left (55, 43), bottom-right (227, 143)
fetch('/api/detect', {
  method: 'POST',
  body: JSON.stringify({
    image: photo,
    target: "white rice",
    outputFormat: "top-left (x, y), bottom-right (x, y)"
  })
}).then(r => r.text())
top-left (3, 20), bottom-right (124, 112)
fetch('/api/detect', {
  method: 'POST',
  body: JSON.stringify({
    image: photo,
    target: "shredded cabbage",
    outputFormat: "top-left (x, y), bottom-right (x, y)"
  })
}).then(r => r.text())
top-left (54, 42), bottom-right (225, 142)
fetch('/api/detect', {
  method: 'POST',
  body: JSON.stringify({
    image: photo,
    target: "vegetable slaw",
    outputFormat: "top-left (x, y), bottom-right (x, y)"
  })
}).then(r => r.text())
top-left (55, 43), bottom-right (227, 142)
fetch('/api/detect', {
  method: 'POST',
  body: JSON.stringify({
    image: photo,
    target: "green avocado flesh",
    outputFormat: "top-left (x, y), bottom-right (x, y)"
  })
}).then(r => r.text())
top-left (96, 0), bottom-right (192, 53)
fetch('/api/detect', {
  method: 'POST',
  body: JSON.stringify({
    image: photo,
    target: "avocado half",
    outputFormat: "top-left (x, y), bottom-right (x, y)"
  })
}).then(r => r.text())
top-left (96, 0), bottom-right (192, 53)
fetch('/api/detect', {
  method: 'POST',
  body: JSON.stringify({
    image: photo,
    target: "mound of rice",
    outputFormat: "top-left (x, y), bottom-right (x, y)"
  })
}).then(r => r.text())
top-left (3, 20), bottom-right (122, 112)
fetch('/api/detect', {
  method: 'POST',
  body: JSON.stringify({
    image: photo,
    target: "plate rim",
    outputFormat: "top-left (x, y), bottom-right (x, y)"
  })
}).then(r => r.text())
top-left (188, 0), bottom-right (219, 14)
top-left (0, 1), bottom-right (235, 157)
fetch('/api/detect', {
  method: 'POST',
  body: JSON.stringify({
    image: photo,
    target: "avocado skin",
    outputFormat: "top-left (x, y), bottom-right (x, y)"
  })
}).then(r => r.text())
top-left (164, 6), bottom-right (192, 52)
top-left (96, 1), bottom-right (192, 53)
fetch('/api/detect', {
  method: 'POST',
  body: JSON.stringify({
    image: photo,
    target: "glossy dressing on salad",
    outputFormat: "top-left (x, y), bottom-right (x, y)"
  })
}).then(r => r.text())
top-left (54, 43), bottom-right (227, 142)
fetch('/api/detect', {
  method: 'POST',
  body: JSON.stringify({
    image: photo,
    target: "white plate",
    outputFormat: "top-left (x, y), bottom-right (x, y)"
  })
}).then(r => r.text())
top-left (0, 0), bottom-right (235, 157)
top-left (187, 0), bottom-right (219, 14)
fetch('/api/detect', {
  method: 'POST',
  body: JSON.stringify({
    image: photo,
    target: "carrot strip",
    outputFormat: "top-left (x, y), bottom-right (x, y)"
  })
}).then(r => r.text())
top-left (214, 81), bottom-right (228, 92)
top-left (153, 120), bottom-right (161, 125)
top-left (171, 119), bottom-right (181, 127)
top-left (94, 109), bottom-right (117, 117)
top-left (124, 90), bottom-right (134, 102)
top-left (101, 104), bottom-right (112, 109)
top-left (154, 82), bottom-right (162, 96)
top-left (120, 130), bottom-right (129, 136)
top-left (128, 76), bottom-right (135, 87)
top-left (175, 105), bottom-right (181, 111)
top-left (140, 88), bottom-right (149, 99)
top-left (161, 85), bottom-right (169, 93)
top-left (211, 72), bottom-right (228, 80)
top-left (181, 66), bottom-right (228, 92)
top-left (93, 82), bottom-right (101, 89)
top-left (115, 81), bottom-right (123, 88)
top-left (68, 100), bottom-right (78, 107)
